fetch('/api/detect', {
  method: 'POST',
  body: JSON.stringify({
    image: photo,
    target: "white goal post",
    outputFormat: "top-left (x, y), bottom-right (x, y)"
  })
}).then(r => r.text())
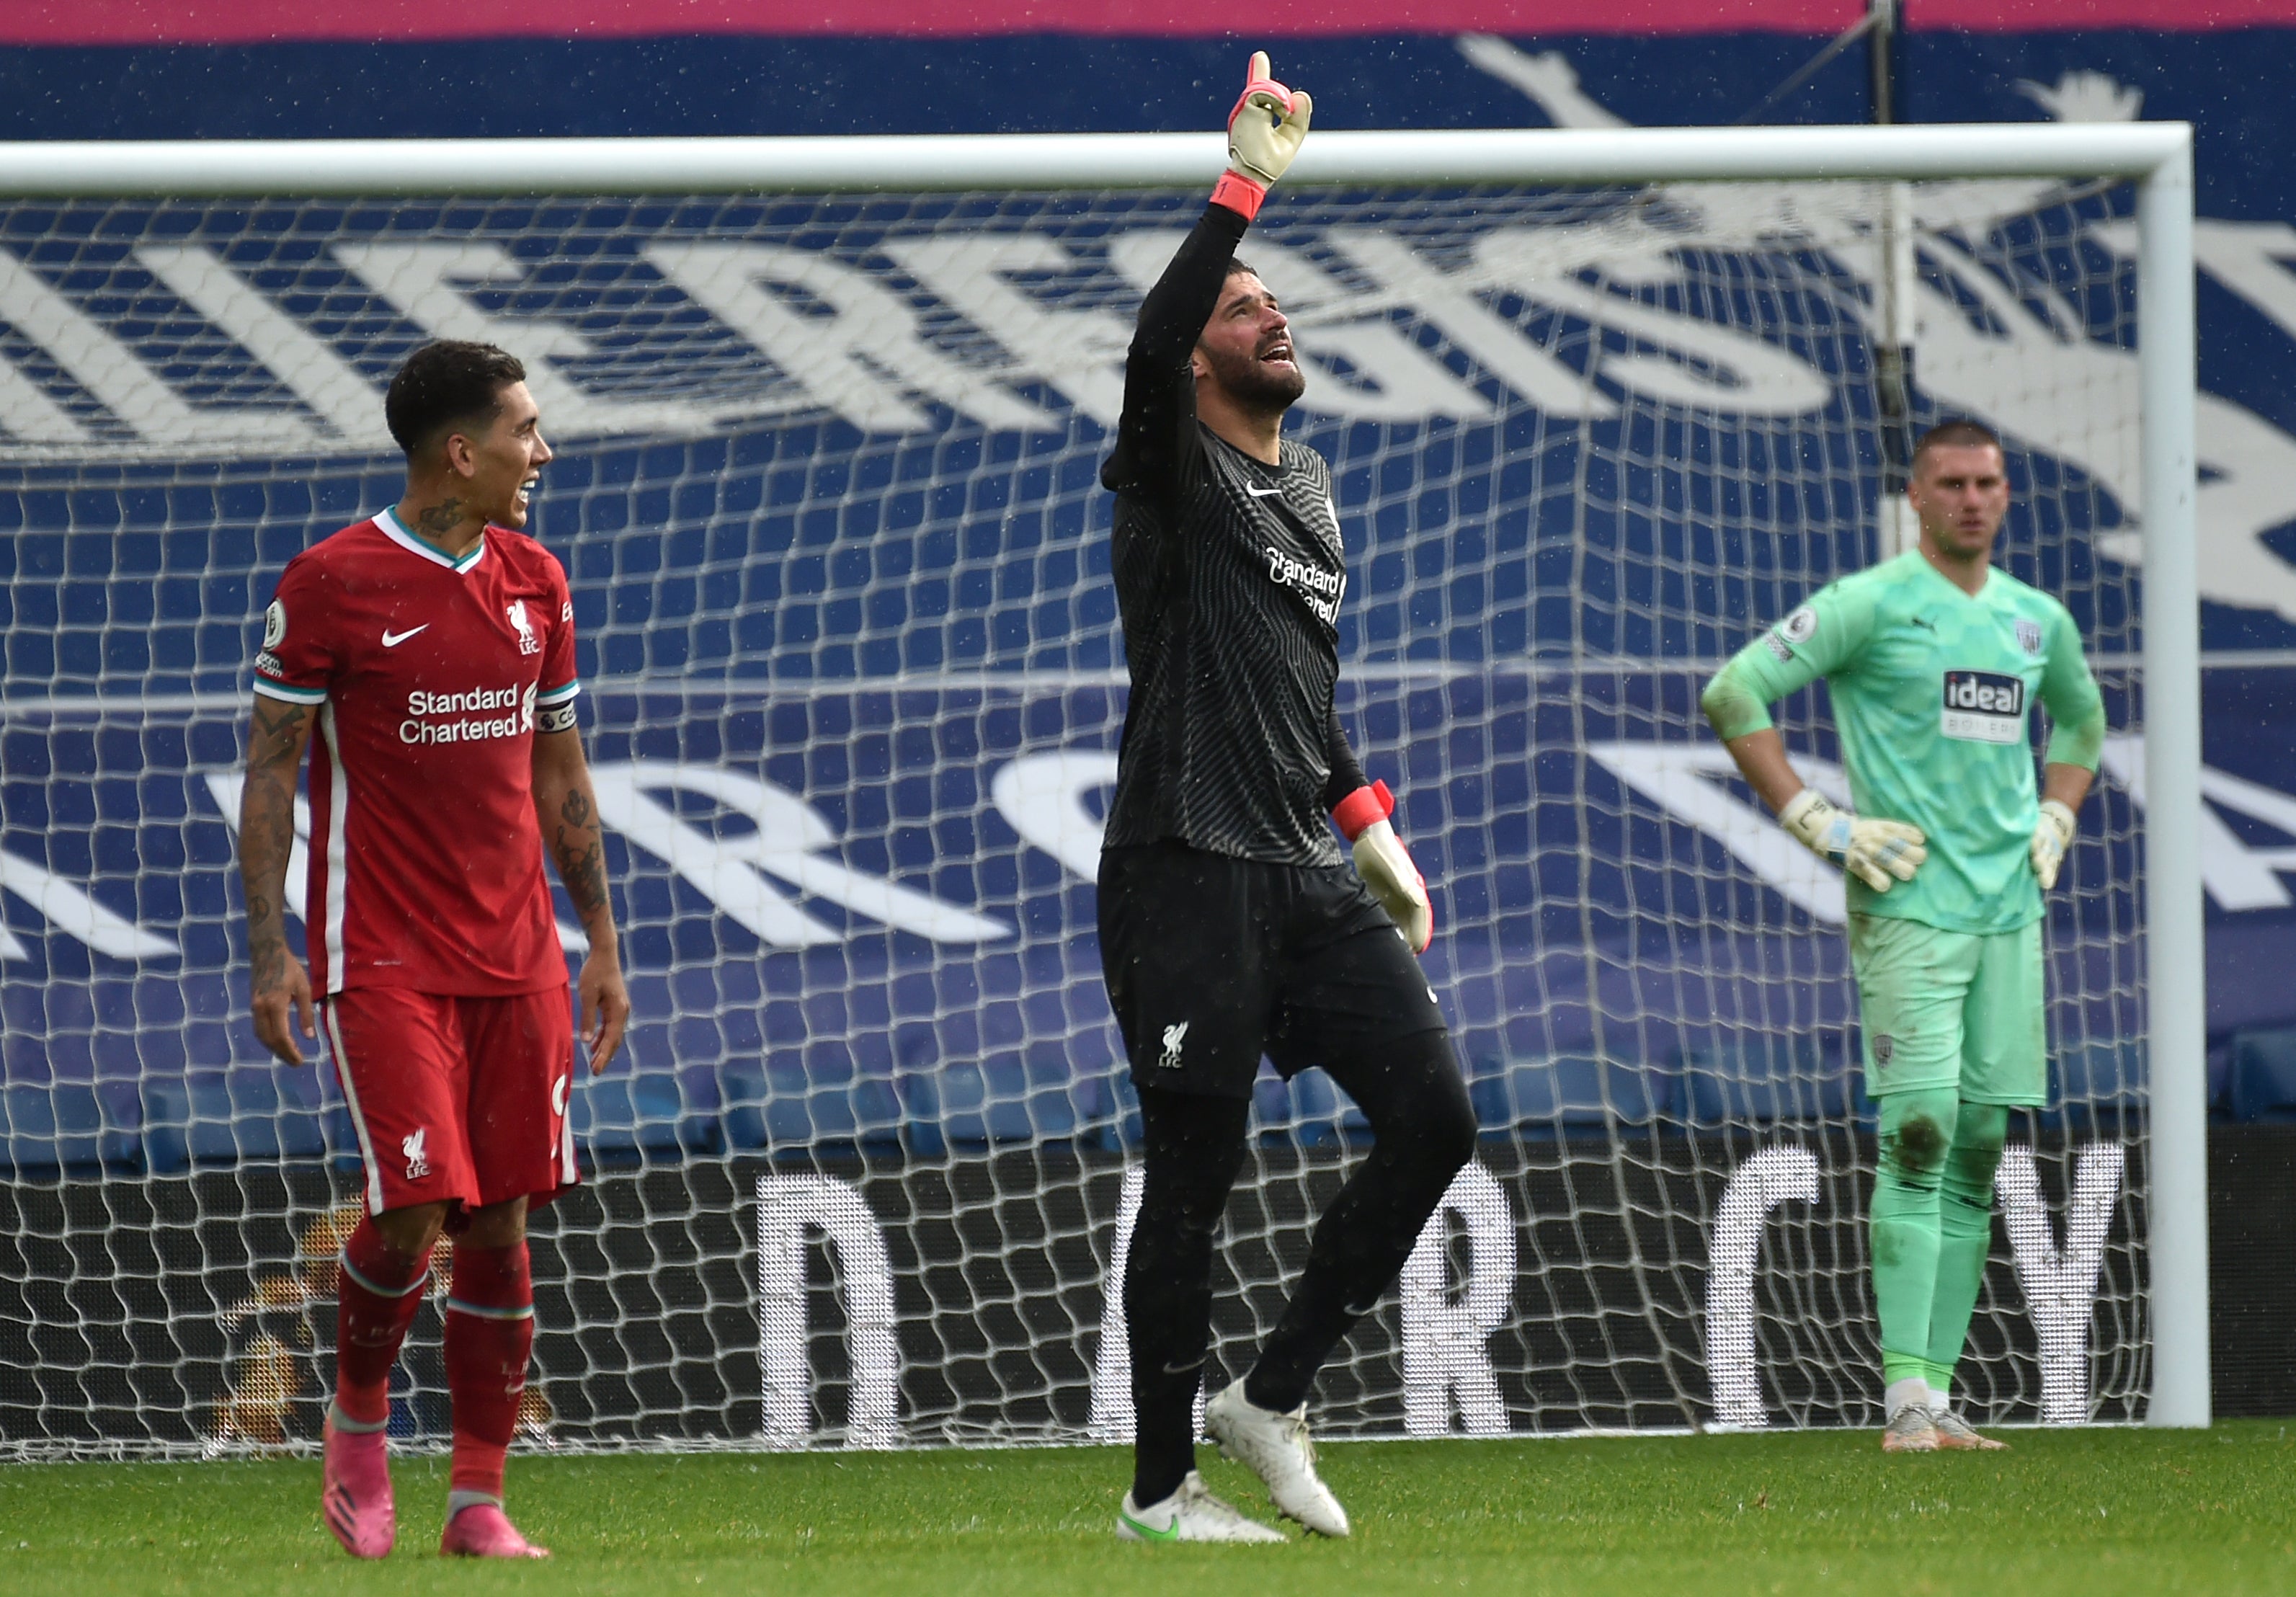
top-left (0, 120), bottom-right (2203, 1450)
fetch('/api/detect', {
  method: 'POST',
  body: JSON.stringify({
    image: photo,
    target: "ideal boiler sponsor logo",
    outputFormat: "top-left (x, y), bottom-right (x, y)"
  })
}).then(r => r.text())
top-left (1940, 670), bottom-right (2028, 746)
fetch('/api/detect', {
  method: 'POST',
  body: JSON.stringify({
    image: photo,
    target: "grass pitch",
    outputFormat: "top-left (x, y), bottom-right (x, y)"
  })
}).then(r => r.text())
top-left (5, 1423), bottom-right (2295, 1596)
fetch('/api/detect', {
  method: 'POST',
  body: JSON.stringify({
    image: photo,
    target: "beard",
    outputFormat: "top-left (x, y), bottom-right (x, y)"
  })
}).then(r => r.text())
top-left (1199, 339), bottom-right (1307, 415)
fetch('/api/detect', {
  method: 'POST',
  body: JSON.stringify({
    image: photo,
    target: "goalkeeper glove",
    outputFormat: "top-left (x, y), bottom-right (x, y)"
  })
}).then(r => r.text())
top-left (1333, 779), bottom-right (1433, 953)
top-left (1778, 788), bottom-right (1927, 894)
top-left (2031, 798), bottom-right (2077, 891)
top-left (1211, 50), bottom-right (1313, 223)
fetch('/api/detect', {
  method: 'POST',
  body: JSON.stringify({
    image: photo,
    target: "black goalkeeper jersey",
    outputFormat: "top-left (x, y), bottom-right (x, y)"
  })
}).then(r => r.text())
top-left (1099, 202), bottom-right (1366, 868)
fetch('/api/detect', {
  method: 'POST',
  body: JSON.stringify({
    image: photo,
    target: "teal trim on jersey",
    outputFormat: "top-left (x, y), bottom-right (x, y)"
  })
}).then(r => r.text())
top-left (1712, 551), bottom-right (2104, 935)
top-left (375, 505), bottom-right (488, 574)
top-left (251, 675), bottom-right (327, 703)
top-left (535, 678), bottom-right (582, 703)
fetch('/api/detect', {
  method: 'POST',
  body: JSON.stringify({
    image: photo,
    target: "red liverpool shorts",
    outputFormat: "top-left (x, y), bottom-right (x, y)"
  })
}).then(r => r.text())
top-left (321, 987), bottom-right (578, 1218)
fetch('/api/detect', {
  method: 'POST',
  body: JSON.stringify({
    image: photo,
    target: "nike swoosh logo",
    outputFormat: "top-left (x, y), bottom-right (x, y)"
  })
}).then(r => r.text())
top-left (1245, 484), bottom-right (1283, 498)
top-left (1910, 616), bottom-right (1936, 631)
top-left (1118, 1509), bottom-right (1178, 1542)
top-left (381, 625), bottom-right (429, 647)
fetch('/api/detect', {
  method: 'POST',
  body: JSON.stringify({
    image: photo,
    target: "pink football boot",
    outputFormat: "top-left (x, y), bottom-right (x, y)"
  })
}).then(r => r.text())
top-left (320, 1418), bottom-right (395, 1558)
top-left (441, 1503), bottom-right (551, 1559)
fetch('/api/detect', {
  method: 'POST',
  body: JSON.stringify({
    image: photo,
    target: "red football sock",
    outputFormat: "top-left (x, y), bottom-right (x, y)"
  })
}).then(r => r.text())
top-left (445, 1240), bottom-right (534, 1504)
top-left (333, 1219), bottom-right (433, 1428)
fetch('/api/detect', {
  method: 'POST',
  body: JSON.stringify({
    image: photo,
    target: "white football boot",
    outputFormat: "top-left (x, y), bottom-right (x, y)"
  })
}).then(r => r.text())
top-left (1929, 1408), bottom-right (2008, 1451)
top-left (1116, 1471), bottom-right (1286, 1543)
top-left (1203, 1379), bottom-right (1351, 1537)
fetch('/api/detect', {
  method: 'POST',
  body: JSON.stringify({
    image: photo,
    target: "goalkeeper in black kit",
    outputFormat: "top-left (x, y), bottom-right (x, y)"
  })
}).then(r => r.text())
top-left (1097, 53), bottom-right (1477, 1544)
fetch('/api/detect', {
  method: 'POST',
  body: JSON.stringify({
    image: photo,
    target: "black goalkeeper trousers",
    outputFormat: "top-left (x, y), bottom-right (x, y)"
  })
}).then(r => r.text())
top-left (1124, 1028), bottom-right (1477, 1508)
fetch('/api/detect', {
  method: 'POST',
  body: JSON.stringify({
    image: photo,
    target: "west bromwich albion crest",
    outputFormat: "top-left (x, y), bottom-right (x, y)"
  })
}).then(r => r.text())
top-left (2014, 618), bottom-right (2044, 657)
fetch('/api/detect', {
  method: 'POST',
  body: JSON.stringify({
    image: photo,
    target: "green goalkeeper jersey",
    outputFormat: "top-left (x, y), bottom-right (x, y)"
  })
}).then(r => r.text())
top-left (1701, 549), bottom-right (2105, 935)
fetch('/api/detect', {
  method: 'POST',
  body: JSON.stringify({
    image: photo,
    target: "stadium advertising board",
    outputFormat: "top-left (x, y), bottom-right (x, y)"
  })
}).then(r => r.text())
top-left (0, 1136), bottom-right (2148, 1450)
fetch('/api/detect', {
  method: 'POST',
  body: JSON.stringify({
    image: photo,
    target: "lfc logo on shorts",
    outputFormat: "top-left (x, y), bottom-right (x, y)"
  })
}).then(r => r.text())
top-left (1158, 1022), bottom-right (1189, 1069)
top-left (401, 1127), bottom-right (432, 1180)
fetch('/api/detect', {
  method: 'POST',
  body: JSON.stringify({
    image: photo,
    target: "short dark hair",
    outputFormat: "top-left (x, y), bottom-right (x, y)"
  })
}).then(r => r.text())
top-left (1226, 256), bottom-right (1260, 282)
top-left (1912, 418), bottom-right (2004, 471)
top-left (384, 340), bottom-right (527, 458)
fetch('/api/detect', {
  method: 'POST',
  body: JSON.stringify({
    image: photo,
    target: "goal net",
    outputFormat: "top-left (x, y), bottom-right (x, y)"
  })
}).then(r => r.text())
top-left (0, 140), bottom-right (2176, 1456)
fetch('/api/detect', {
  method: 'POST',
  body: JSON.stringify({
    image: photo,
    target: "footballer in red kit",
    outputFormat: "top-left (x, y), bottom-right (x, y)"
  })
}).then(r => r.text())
top-left (237, 340), bottom-right (628, 1562)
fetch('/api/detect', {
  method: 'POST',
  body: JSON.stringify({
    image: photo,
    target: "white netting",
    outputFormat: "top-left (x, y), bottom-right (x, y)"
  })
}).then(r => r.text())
top-left (0, 169), bottom-right (2150, 1458)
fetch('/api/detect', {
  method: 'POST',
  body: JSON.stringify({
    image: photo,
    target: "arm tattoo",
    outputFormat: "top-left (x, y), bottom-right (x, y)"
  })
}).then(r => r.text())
top-left (239, 703), bottom-right (310, 989)
top-left (551, 783), bottom-right (613, 920)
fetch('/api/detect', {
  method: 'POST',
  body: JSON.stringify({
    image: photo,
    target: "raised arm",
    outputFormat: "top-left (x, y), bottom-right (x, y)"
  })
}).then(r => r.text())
top-left (1100, 52), bottom-right (1310, 504)
top-left (531, 725), bottom-right (628, 1075)
top-left (241, 696), bottom-right (316, 1064)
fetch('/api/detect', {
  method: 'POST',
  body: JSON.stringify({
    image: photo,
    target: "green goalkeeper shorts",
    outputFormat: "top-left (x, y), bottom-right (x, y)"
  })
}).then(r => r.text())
top-left (1846, 913), bottom-right (2047, 1106)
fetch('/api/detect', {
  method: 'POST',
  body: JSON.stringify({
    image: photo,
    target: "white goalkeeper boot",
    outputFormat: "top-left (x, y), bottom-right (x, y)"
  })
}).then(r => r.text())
top-left (1929, 1408), bottom-right (2008, 1451)
top-left (1116, 1472), bottom-right (1286, 1544)
top-left (1204, 1379), bottom-right (1351, 1537)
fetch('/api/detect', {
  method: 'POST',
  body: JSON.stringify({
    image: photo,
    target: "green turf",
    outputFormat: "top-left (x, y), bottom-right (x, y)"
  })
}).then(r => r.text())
top-left (5, 1423), bottom-right (2295, 1596)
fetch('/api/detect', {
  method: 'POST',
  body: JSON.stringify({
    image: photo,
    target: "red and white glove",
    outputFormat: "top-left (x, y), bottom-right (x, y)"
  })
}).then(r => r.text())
top-left (1211, 50), bottom-right (1313, 223)
top-left (1332, 779), bottom-right (1433, 954)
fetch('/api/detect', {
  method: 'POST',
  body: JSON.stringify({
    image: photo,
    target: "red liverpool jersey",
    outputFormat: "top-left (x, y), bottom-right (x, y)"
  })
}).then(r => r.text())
top-left (252, 507), bottom-right (582, 996)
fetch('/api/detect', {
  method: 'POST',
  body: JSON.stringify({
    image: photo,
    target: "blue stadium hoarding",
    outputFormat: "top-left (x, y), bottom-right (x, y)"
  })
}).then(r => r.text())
top-left (5, 27), bottom-right (2296, 1177)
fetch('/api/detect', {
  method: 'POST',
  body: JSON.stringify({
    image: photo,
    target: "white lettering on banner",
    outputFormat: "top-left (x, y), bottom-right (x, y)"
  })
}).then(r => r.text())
top-left (200, 769), bottom-right (589, 955)
top-left (135, 245), bottom-right (397, 450)
top-left (1997, 1143), bottom-right (2126, 1426)
top-left (1704, 1145), bottom-right (1820, 1429)
top-left (0, 849), bottom-right (177, 963)
top-left (2098, 735), bottom-right (2296, 912)
top-left (884, 235), bottom-right (1132, 426)
top-left (0, 248), bottom-right (292, 453)
top-left (1586, 740), bottom-right (1854, 924)
top-left (989, 750), bottom-right (1120, 883)
top-left (1470, 233), bottom-right (1835, 417)
top-left (333, 242), bottom-right (717, 439)
top-left (1323, 228), bottom-right (1619, 419)
top-left (587, 759), bottom-right (1013, 947)
top-left (1400, 1162), bottom-right (1516, 1437)
top-left (756, 1174), bottom-right (900, 1447)
top-left (644, 241), bottom-right (1055, 435)
top-left (1919, 219), bottom-right (2296, 623)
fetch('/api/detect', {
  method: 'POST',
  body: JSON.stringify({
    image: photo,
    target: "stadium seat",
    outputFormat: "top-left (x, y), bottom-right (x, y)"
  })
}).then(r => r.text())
top-left (216, 1069), bottom-right (329, 1162)
top-left (2051, 1040), bottom-right (2147, 1126)
top-left (717, 1057), bottom-right (770, 1150)
top-left (1469, 1055), bottom-right (1665, 1134)
top-left (574, 1071), bottom-right (718, 1166)
top-left (904, 1058), bottom-right (1044, 1149)
top-left (722, 1054), bottom-right (901, 1153)
top-left (1251, 1068), bottom-right (1364, 1147)
top-left (2229, 1027), bottom-right (2296, 1124)
top-left (1675, 1034), bottom-right (1856, 1127)
top-left (1, 1081), bottom-right (138, 1177)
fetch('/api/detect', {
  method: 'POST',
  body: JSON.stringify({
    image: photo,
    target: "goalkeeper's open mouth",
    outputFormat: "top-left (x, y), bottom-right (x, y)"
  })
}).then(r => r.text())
top-left (1259, 334), bottom-right (1298, 374)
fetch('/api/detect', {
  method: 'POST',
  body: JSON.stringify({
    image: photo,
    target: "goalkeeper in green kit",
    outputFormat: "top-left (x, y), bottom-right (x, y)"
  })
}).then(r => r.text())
top-left (1700, 420), bottom-right (2106, 1451)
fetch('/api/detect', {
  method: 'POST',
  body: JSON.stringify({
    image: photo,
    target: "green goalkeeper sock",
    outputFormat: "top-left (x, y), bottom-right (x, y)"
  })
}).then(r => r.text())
top-left (1925, 1100), bottom-right (2008, 1379)
top-left (1871, 1088), bottom-right (1958, 1402)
